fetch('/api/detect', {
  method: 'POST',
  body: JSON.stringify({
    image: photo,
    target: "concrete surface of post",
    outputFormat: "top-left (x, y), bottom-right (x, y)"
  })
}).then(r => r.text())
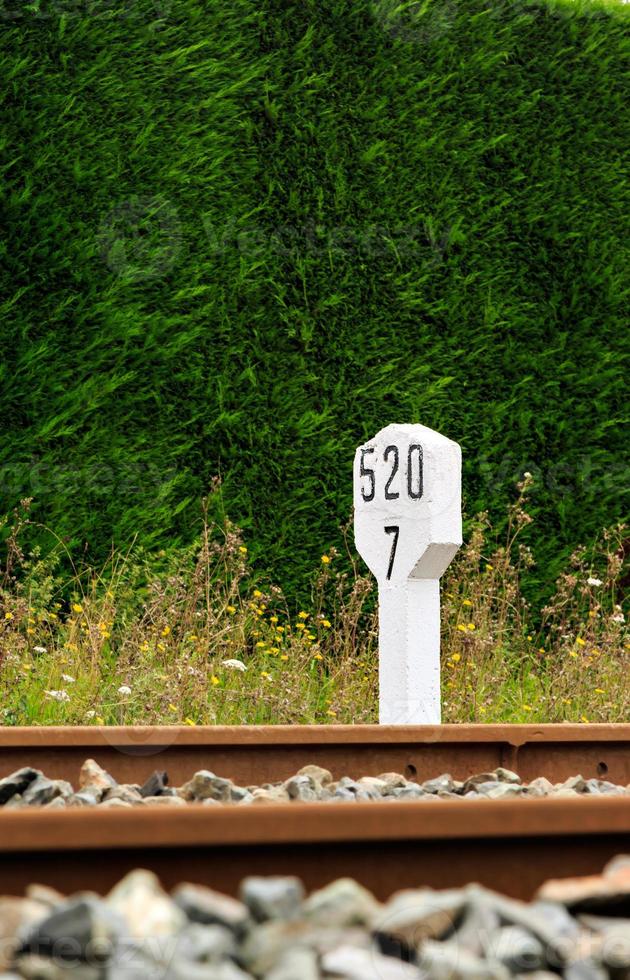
top-left (354, 423), bottom-right (462, 724)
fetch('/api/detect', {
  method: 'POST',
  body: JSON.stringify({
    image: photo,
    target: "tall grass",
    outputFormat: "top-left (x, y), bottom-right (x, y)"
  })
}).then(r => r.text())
top-left (0, 479), bottom-right (627, 726)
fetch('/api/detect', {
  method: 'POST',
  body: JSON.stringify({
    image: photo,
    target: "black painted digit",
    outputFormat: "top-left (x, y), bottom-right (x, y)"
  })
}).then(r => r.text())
top-left (360, 447), bottom-right (375, 502)
top-left (384, 525), bottom-right (400, 580)
top-left (384, 445), bottom-right (400, 500)
top-left (407, 444), bottom-right (424, 499)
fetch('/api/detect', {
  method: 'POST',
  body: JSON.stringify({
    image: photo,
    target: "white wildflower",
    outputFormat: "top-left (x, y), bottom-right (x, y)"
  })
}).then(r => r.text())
top-left (61, 673), bottom-right (75, 684)
top-left (612, 612), bottom-right (625, 624)
top-left (587, 577), bottom-right (603, 587)
top-left (85, 710), bottom-right (96, 720)
top-left (117, 684), bottom-right (132, 696)
top-left (44, 689), bottom-right (71, 703)
top-left (222, 659), bottom-right (247, 672)
top-left (33, 645), bottom-right (47, 654)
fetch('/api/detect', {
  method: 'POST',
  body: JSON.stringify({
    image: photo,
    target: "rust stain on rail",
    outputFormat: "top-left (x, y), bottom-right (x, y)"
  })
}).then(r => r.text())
top-left (0, 796), bottom-right (628, 901)
top-left (0, 724), bottom-right (628, 787)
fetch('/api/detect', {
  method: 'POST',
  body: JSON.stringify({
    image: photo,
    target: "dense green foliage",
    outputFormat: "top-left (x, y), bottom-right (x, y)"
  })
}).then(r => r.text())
top-left (1, 0), bottom-right (627, 600)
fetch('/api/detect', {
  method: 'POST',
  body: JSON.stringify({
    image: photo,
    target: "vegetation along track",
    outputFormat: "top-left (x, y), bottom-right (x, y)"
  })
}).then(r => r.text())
top-left (0, 725), bottom-right (628, 901)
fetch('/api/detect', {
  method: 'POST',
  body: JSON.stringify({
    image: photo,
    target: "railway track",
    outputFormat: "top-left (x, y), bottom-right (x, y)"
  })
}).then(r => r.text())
top-left (0, 724), bottom-right (628, 902)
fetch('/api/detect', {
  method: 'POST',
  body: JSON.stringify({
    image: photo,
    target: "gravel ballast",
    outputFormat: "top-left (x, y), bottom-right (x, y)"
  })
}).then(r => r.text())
top-left (0, 760), bottom-right (628, 809)
top-left (1, 857), bottom-right (629, 977)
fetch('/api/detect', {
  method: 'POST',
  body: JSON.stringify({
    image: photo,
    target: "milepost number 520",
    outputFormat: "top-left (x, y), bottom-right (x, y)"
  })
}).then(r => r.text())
top-left (359, 443), bottom-right (424, 580)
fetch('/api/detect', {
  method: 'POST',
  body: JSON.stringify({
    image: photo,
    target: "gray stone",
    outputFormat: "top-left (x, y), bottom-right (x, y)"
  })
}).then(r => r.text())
top-left (322, 944), bottom-right (422, 979)
top-left (228, 785), bottom-right (251, 803)
top-left (284, 774), bottom-right (319, 802)
top-left (22, 776), bottom-right (73, 807)
top-left (180, 771), bottom-right (233, 803)
top-left (297, 764), bottom-right (333, 787)
top-left (390, 785), bottom-right (428, 800)
top-left (560, 775), bottom-right (588, 794)
top-left (138, 771), bottom-right (168, 798)
top-left (173, 883), bottom-right (249, 932)
top-left (422, 773), bottom-right (455, 794)
top-left (15, 956), bottom-right (103, 979)
top-left (494, 767), bottom-right (522, 784)
top-left (265, 946), bottom-right (320, 980)
top-left (419, 940), bottom-right (510, 979)
top-left (239, 876), bottom-right (304, 922)
top-left (377, 772), bottom-right (408, 791)
top-left (107, 869), bottom-right (185, 938)
top-left (487, 924), bottom-right (545, 972)
top-left (375, 888), bottom-right (466, 947)
top-left (142, 795), bottom-right (186, 807)
top-left (241, 920), bottom-right (370, 974)
top-left (66, 791), bottom-right (99, 808)
top-left (19, 896), bottom-right (124, 960)
top-left (0, 768), bottom-right (40, 805)
top-left (563, 960), bottom-right (608, 979)
top-left (525, 777), bottom-right (554, 798)
top-left (79, 760), bottom-right (116, 800)
top-left (103, 786), bottom-right (143, 805)
top-left (484, 782), bottom-right (523, 800)
top-left (302, 877), bottom-right (381, 927)
top-left (462, 772), bottom-right (500, 793)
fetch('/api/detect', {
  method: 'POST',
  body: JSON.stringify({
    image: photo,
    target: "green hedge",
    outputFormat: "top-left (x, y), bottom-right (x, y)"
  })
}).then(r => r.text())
top-left (1, 0), bottom-right (627, 600)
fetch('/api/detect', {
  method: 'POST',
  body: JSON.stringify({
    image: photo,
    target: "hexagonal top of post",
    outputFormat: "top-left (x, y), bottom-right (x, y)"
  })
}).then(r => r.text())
top-left (353, 423), bottom-right (462, 584)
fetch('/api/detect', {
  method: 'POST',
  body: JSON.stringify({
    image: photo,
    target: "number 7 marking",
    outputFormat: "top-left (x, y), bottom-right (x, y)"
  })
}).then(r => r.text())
top-left (384, 525), bottom-right (400, 581)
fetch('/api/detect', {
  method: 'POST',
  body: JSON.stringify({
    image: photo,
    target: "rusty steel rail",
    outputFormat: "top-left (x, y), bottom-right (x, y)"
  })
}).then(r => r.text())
top-left (0, 797), bottom-right (628, 901)
top-left (0, 725), bottom-right (628, 900)
top-left (1, 724), bottom-right (629, 787)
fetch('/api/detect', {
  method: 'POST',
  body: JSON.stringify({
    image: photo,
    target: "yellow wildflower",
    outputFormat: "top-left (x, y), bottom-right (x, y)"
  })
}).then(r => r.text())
top-left (522, 704), bottom-right (532, 712)
top-left (226, 606), bottom-right (236, 615)
top-left (321, 619), bottom-right (332, 629)
top-left (4, 612), bottom-right (13, 621)
top-left (168, 703), bottom-right (177, 713)
top-left (576, 637), bottom-right (586, 647)
top-left (467, 623), bottom-right (475, 631)
top-left (295, 622), bottom-right (306, 631)
top-left (280, 654), bottom-right (288, 661)
top-left (270, 616), bottom-right (279, 624)
top-left (238, 546), bottom-right (248, 555)
top-left (321, 555), bottom-right (331, 564)
top-left (595, 688), bottom-right (605, 694)
top-left (253, 590), bottom-right (263, 598)
top-left (256, 641), bottom-right (266, 648)
top-left (184, 718), bottom-right (196, 726)
top-left (327, 709), bottom-right (337, 717)
top-left (450, 653), bottom-right (461, 663)
top-left (298, 611), bottom-right (309, 619)
top-left (462, 599), bottom-right (472, 607)
top-left (161, 626), bottom-right (171, 637)
top-left (276, 626), bottom-right (285, 633)
top-left (211, 675), bottom-right (220, 686)
top-left (456, 624), bottom-right (467, 633)
top-left (313, 652), bottom-right (323, 661)
top-left (72, 604), bottom-right (83, 614)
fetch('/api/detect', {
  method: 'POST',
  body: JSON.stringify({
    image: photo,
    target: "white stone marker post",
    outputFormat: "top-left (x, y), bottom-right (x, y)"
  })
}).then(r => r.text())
top-left (354, 424), bottom-right (462, 725)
